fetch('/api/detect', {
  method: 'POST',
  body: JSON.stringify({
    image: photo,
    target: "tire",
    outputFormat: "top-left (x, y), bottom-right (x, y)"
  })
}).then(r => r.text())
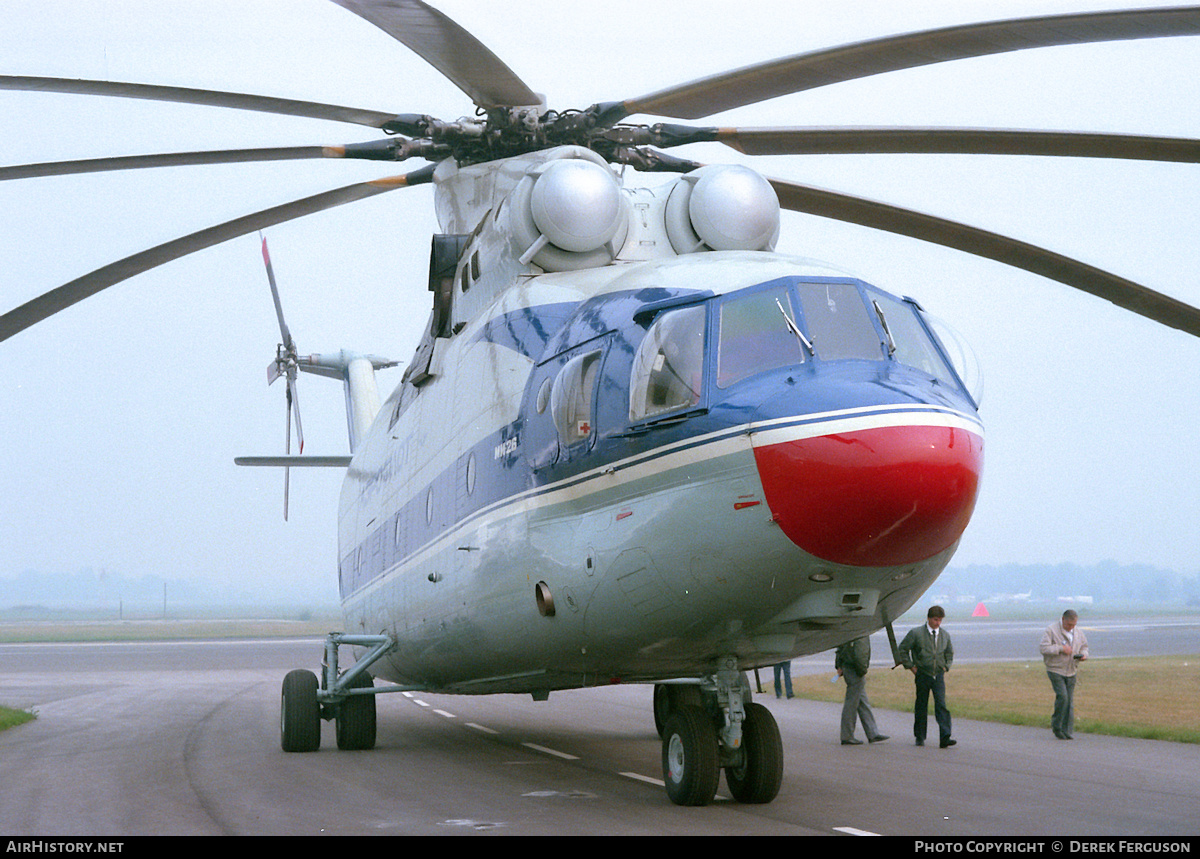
top-left (653, 684), bottom-right (702, 738)
top-left (281, 669), bottom-right (321, 753)
top-left (335, 671), bottom-right (377, 751)
top-left (661, 705), bottom-right (720, 806)
top-left (724, 702), bottom-right (783, 804)
top-left (653, 685), bottom-right (670, 737)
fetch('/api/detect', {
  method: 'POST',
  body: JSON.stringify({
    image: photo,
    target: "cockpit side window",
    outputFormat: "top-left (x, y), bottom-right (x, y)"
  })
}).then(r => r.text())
top-left (796, 281), bottom-right (884, 361)
top-left (716, 285), bottom-right (806, 389)
top-left (629, 304), bottom-right (706, 422)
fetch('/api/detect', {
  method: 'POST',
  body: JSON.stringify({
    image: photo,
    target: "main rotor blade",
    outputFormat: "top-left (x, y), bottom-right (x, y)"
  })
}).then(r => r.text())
top-left (617, 6), bottom-right (1200, 121)
top-left (331, 0), bottom-right (540, 108)
top-left (0, 146), bottom-right (329, 181)
top-left (0, 140), bottom-right (422, 182)
top-left (709, 127), bottom-right (1200, 163)
top-left (0, 75), bottom-right (398, 128)
top-left (0, 164), bottom-right (435, 343)
top-left (767, 176), bottom-right (1200, 339)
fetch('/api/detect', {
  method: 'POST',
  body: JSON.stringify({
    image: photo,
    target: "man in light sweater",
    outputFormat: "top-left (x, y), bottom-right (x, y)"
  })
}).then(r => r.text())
top-left (1040, 609), bottom-right (1090, 739)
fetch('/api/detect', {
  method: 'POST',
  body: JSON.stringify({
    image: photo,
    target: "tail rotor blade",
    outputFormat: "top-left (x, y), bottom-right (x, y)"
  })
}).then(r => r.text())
top-left (261, 235), bottom-right (293, 352)
top-left (288, 375), bottom-right (304, 455)
top-left (284, 383), bottom-right (294, 521)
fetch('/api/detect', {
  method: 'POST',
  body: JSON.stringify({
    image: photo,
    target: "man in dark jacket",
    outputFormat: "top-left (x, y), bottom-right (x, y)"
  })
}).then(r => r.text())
top-left (835, 636), bottom-right (888, 745)
top-left (898, 605), bottom-right (956, 748)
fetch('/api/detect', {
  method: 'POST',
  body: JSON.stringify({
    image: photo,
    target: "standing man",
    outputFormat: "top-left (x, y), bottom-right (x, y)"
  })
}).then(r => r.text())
top-left (835, 636), bottom-right (888, 745)
top-left (1039, 609), bottom-right (1089, 739)
top-left (898, 606), bottom-right (956, 748)
top-left (773, 660), bottom-right (794, 699)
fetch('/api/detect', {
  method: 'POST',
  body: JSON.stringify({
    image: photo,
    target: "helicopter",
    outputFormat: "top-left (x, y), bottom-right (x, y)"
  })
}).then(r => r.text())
top-left (2, 1), bottom-right (1199, 807)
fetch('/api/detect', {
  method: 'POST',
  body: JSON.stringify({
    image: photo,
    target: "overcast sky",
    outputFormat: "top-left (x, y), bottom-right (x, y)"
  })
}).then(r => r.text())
top-left (1, 0), bottom-right (1198, 606)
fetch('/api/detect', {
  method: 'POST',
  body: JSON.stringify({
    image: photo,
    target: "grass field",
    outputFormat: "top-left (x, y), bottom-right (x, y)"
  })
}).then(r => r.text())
top-left (0, 616), bottom-right (338, 643)
top-left (0, 705), bottom-right (35, 732)
top-left (788, 656), bottom-right (1200, 744)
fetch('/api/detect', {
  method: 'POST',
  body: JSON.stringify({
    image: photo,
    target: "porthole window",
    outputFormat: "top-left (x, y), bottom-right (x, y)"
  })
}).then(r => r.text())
top-left (425, 487), bottom-right (434, 525)
top-left (465, 453), bottom-right (477, 495)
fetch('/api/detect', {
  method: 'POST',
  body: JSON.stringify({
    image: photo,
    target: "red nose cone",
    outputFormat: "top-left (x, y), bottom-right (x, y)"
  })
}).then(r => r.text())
top-left (753, 419), bottom-right (983, 567)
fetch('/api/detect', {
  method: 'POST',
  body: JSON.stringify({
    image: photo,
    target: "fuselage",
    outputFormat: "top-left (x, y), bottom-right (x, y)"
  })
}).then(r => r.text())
top-left (334, 151), bottom-right (984, 695)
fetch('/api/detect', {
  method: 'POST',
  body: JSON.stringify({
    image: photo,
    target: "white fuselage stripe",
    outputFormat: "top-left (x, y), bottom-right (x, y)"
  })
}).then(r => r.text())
top-left (749, 408), bottom-right (983, 448)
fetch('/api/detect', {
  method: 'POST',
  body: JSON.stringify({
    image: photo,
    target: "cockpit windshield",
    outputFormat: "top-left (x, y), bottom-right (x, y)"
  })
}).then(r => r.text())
top-left (716, 285), bottom-right (806, 388)
top-left (867, 292), bottom-right (961, 391)
top-left (795, 281), bottom-right (884, 362)
top-left (627, 277), bottom-right (977, 426)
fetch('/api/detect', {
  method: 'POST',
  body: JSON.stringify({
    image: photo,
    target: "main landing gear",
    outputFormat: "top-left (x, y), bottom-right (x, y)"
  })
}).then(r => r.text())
top-left (654, 658), bottom-right (783, 806)
top-left (280, 633), bottom-right (394, 753)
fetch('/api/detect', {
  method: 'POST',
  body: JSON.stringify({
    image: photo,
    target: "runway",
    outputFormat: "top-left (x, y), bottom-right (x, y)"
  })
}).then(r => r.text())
top-left (0, 619), bottom-right (1197, 837)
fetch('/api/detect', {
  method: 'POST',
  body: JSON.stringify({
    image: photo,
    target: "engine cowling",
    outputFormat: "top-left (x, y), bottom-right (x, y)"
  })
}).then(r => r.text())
top-left (664, 164), bottom-right (780, 254)
top-left (508, 153), bottom-right (630, 271)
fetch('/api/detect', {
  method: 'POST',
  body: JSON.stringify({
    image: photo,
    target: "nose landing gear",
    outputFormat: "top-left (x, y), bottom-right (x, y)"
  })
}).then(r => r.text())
top-left (656, 658), bottom-right (783, 805)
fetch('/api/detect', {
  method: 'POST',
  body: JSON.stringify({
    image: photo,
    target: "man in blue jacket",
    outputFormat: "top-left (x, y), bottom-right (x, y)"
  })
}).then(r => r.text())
top-left (898, 605), bottom-right (956, 748)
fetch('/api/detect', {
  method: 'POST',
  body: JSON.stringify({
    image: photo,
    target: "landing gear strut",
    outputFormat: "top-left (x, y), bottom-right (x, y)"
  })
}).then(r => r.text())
top-left (656, 658), bottom-right (783, 806)
top-left (279, 632), bottom-right (395, 753)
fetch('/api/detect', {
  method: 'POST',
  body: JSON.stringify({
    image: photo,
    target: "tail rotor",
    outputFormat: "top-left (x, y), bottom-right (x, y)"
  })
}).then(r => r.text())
top-left (262, 234), bottom-right (305, 520)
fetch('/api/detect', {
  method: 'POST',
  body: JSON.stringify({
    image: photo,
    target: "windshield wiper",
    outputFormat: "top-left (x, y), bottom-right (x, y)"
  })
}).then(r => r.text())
top-left (872, 299), bottom-right (897, 357)
top-left (775, 298), bottom-right (814, 356)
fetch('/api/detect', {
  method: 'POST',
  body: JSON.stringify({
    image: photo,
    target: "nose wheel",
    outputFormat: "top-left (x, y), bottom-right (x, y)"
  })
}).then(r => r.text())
top-left (662, 705), bottom-right (721, 805)
top-left (655, 662), bottom-right (784, 805)
top-left (723, 702), bottom-right (783, 803)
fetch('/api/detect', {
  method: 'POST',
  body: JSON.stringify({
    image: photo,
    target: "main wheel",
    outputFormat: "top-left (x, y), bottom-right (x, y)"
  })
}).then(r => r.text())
top-left (335, 671), bottom-right (377, 751)
top-left (661, 705), bottom-right (720, 806)
top-left (724, 702), bottom-right (783, 803)
top-left (281, 669), bottom-right (321, 753)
